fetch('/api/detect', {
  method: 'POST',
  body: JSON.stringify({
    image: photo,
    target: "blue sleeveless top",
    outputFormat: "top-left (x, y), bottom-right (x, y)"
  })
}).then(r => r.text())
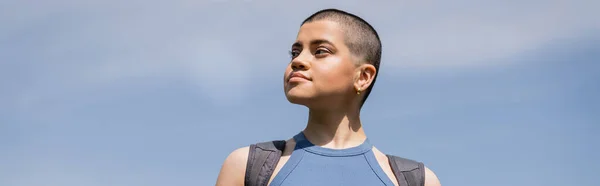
top-left (269, 132), bottom-right (396, 186)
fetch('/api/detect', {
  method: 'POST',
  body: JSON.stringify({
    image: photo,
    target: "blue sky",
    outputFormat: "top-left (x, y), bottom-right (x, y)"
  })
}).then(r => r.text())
top-left (1, 1), bottom-right (599, 186)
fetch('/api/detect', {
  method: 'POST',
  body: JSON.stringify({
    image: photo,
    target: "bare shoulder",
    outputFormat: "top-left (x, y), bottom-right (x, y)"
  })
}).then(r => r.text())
top-left (215, 146), bottom-right (250, 186)
top-left (424, 166), bottom-right (441, 186)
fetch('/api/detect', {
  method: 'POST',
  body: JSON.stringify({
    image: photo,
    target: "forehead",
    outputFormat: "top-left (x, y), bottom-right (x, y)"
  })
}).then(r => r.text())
top-left (295, 20), bottom-right (346, 45)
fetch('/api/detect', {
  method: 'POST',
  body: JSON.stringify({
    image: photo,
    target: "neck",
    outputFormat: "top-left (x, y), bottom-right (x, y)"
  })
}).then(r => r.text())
top-left (302, 107), bottom-right (367, 149)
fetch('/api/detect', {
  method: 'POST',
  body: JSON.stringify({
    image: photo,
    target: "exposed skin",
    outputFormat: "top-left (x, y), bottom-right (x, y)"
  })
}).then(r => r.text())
top-left (216, 20), bottom-right (441, 186)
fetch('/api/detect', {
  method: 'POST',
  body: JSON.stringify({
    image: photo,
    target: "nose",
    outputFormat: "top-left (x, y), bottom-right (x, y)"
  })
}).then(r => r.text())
top-left (291, 57), bottom-right (310, 71)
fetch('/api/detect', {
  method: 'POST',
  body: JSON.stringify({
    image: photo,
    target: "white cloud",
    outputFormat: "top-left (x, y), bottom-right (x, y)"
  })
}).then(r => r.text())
top-left (378, 1), bottom-right (600, 68)
top-left (2, 0), bottom-right (598, 110)
top-left (1, 1), bottom-right (598, 185)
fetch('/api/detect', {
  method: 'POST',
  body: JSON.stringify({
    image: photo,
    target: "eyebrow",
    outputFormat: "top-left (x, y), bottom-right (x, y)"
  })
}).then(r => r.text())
top-left (292, 39), bottom-right (335, 48)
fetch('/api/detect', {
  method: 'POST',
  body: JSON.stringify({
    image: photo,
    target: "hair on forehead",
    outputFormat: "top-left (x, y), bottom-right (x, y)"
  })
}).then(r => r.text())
top-left (301, 8), bottom-right (382, 107)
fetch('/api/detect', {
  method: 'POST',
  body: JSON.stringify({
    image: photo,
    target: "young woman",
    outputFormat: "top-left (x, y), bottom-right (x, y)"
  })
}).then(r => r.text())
top-left (216, 9), bottom-right (441, 186)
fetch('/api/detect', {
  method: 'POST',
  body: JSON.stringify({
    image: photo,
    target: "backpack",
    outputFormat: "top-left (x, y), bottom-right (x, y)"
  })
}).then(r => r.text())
top-left (244, 140), bottom-right (425, 186)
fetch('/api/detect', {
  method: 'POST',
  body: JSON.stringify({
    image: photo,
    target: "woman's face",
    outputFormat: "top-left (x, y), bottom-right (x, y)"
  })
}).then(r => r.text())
top-left (283, 20), bottom-right (359, 109)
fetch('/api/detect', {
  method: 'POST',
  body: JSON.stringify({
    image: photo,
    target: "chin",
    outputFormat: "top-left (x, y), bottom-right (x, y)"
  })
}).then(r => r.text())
top-left (285, 94), bottom-right (310, 105)
top-left (284, 90), bottom-right (314, 106)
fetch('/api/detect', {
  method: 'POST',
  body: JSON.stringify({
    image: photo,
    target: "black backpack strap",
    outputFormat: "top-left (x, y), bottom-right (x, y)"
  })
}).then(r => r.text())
top-left (387, 155), bottom-right (425, 186)
top-left (244, 140), bottom-right (286, 186)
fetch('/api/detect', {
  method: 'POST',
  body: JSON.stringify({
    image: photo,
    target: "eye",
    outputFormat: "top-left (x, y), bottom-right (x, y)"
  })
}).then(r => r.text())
top-left (289, 49), bottom-right (300, 59)
top-left (314, 48), bottom-right (331, 57)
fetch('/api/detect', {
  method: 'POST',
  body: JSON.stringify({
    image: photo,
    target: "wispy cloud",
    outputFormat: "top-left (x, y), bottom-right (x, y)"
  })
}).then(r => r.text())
top-left (380, 1), bottom-right (600, 68)
top-left (1, 1), bottom-right (598, 186)
top-left (2, 0), bottom-right (598, 110)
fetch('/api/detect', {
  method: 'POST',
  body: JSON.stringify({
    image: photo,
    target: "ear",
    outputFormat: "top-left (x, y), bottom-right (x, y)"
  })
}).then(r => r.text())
top-left (354, 64), bottom-right (377, 93)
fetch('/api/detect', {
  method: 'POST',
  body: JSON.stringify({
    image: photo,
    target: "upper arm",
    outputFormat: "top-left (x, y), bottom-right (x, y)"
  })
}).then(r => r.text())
top-left (424, 166), bottom-right (441, 186)
top-left (215, 146), bottom-right (249, 186)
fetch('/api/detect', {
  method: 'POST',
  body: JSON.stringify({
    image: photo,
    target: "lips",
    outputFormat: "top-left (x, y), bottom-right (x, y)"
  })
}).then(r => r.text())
top-left (288, 72), bottom-right (310, 82)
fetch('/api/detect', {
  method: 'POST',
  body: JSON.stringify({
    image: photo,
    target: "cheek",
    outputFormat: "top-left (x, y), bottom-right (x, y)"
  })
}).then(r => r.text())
top-left (314, 63), bottom-right (355, 89)
top-left (283, 65), bottom-right (292, 79)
